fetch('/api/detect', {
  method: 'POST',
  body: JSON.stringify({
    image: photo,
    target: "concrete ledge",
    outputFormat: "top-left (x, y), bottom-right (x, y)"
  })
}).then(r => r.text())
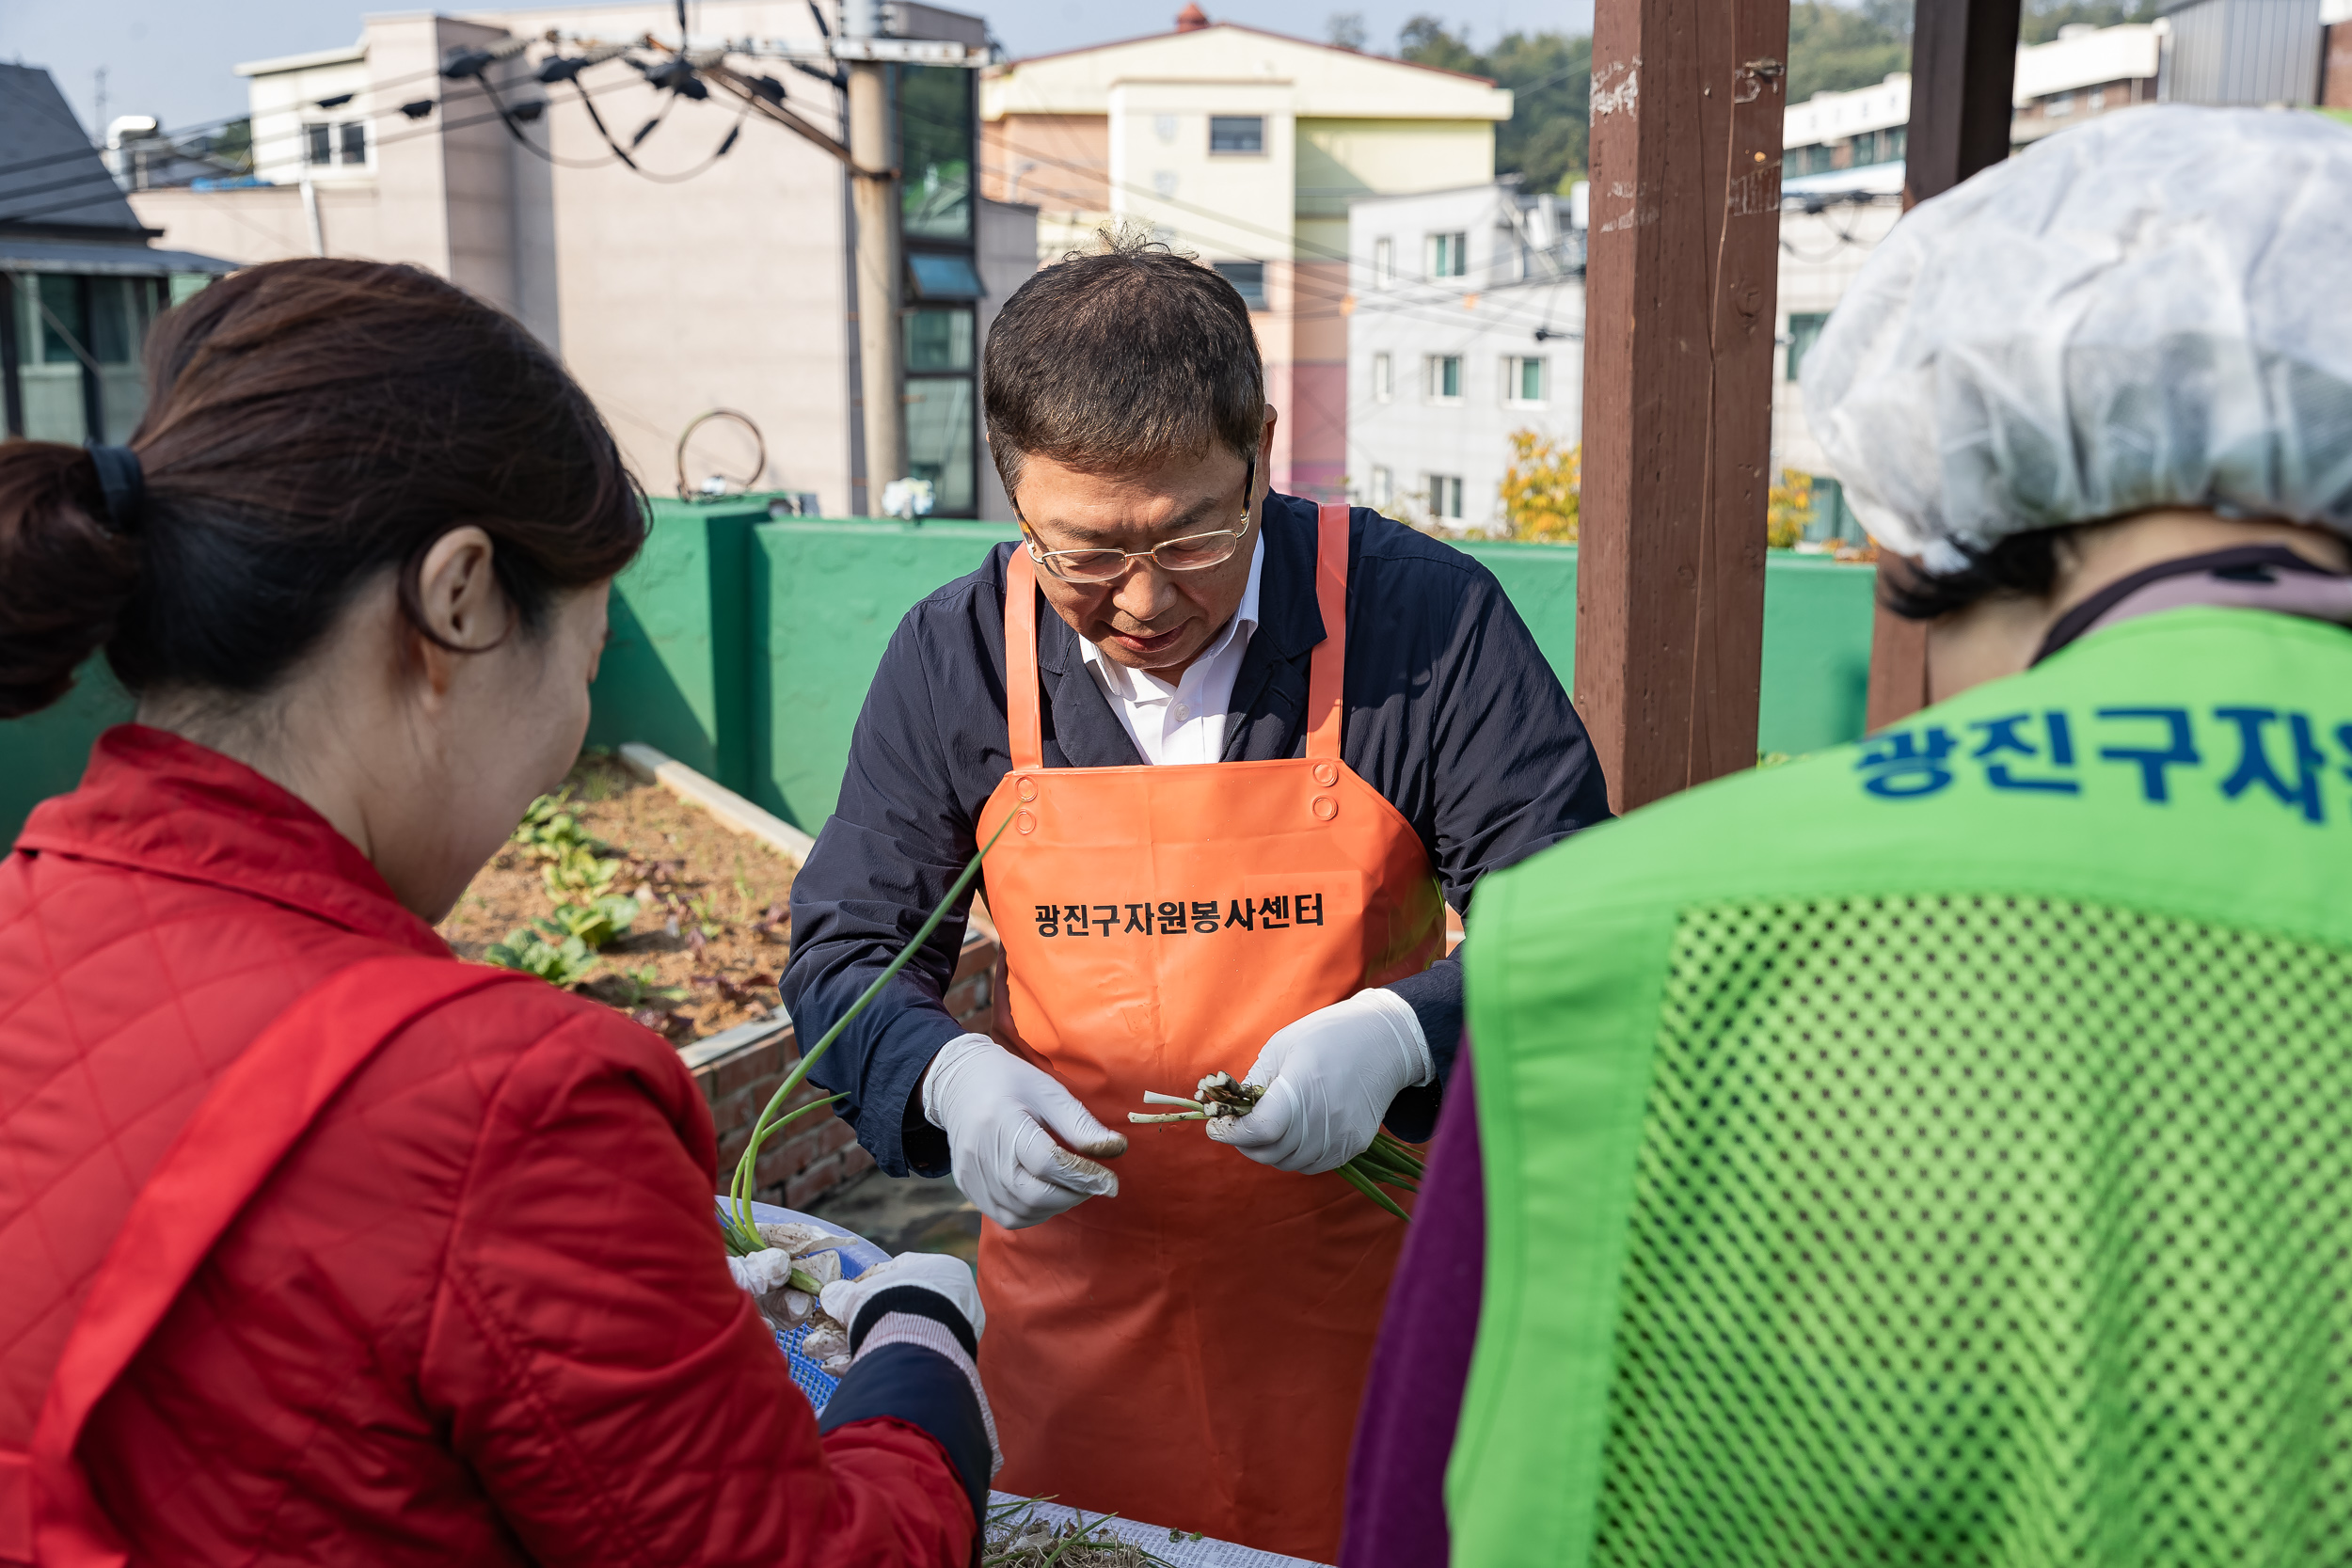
top-left (617, 741), bottom-right (818, 866)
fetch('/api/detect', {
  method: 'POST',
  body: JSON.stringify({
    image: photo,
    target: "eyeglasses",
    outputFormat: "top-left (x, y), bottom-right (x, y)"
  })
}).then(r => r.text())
top-left (1017, 455), bottom-right (1256, 585)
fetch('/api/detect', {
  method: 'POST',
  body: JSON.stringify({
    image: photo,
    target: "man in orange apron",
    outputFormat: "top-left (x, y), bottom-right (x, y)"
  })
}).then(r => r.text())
top-left (781, 230), bottom-right (1612, 1560)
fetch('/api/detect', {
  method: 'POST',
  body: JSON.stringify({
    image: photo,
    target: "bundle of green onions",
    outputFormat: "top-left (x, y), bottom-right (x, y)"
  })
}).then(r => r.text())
top-left (1129, 1071), bottom-right (1424, 1220)
top-left (719, 812), bottom-right (1013, 1258)
top-left (983, 1497), bottom-right (1180, 1567)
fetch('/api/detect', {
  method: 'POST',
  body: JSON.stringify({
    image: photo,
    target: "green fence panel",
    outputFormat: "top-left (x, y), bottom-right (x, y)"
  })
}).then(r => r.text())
top-left (585, 499), bottom-right (765, 794)
top-left (1452, 540), bottom-right (1581, 691)
top-left (1756, 554), bottom-right (1878, 756)
top-left (4, 510), bottom-right (1877, 847)
top-left (2, 660), bottom-right (136, 844)
top-left (749, 519), bottom-right (1019, 830)
top-left (1444, 542), bottom-right (1876, 758)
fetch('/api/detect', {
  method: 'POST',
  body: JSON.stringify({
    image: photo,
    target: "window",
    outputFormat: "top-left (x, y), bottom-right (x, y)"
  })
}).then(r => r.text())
top-left (1783, 143), bottom-right (1836, 177)
top-left (906, 252), bottom-right (983, 300)
top-left (1428, 231), bottom-right (1467, 278)
top-left (1424, 473), bottom-right (1464, 521)
top-left (2089, 87), bottom-right (2107, 111)
top-left (1885, 125), bottom-right (1908, 162)
top-left (1851, 130), bottom-right (1879, 166)
top-left (905, 308), bottom-right (975, 372)
top-left (1427, 355), bottom-right (1463, 403)
top-left (1373, 237), bottom-right (1393, 290)
top-left (1370, 466), bottom-right (1393, 507)
top-left (2048, 90), bottom-right (2075, 117)
top-left (4, 270), bottom-right (164, 444)
top-left (303, 123), bottom-right (331, 166)
top-left (1214, 261), bottom-right (1266, 309)
top-left (1372, 352), bottom-right (1392, 403)
top-left (338, 120), bottom-right (367, 165)
top-left (904, 377), bottom-right (976, 517)
top-left (900, 65), bottom-right (975, 242)
top-left (904, 305), bottom-right (977, 515)
top-left (1786, 312), bottom-right (1829, 384)
top-left (1504, 356), bottom-right (1546, 404)
top-left (1209, 116), bottom-right (1264, 154)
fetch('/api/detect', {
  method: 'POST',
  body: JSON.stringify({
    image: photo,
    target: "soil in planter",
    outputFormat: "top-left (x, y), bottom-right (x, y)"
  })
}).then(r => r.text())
top-left (438, 752), bottom-right (794, 1042)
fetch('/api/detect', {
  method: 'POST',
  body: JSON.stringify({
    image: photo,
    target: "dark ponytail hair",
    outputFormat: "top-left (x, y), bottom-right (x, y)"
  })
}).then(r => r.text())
top-left (0, 259), bottom-right (644, 719)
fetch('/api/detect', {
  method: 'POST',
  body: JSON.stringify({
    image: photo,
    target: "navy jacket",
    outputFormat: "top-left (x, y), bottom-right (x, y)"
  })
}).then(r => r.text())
top-left (781, 494), bottom-right (1610, 1176)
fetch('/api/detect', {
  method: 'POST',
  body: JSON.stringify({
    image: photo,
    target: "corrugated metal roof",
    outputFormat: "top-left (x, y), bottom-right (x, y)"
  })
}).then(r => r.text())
top-left (0, 236), bottom-right (237, 276)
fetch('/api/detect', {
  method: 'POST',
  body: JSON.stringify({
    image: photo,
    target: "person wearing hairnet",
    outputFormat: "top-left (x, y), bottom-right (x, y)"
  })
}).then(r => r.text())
top-left (1340, 105), bottom-right (2352, 1568)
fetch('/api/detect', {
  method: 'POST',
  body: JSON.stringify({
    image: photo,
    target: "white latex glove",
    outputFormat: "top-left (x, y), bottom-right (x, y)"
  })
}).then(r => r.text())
top-left (1205, 988), bottom-right (1432, 1175)
top-left (921, 1033), bottom-right (1127, 1229)
top-left (820, 1251), bottom-right (987, 1343)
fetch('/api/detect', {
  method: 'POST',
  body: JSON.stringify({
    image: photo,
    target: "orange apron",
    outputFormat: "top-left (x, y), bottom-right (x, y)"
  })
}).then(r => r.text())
top-left (975, 501), bottom-right (1445, 1561)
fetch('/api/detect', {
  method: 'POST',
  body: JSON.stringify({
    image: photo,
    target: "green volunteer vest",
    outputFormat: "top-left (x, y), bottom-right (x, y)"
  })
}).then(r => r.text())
top-left (1452, 607), bottom-right (2352, 1567)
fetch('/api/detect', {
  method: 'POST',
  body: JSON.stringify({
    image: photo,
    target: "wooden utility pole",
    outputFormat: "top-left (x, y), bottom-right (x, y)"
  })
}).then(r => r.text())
top-left (1573, 0), bottom-right (1792, 813)
top-left (842, 0), bottom-right (905, 515)
top-left (1864, 0), bottom-right (2023, 729)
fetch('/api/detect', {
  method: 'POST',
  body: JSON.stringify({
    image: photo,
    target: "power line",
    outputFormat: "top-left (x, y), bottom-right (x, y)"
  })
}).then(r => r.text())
top-left (0, 58), bottom-right (453, 185)
top-left (994, 161), bottom-right (1579, 336)
top-left (0, 75), bottom-right (659, 229)
top-left (908, 96), bottom-right (1580, 330)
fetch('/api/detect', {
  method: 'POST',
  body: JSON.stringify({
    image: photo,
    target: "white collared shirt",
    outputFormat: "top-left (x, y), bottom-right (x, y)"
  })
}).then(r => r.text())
top-left (1076, 535), bottom-right (1265, 766)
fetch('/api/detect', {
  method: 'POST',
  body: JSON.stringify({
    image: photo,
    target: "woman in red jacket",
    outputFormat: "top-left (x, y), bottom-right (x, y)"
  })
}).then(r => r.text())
top-left (0, 259), bottom-right (991, 1567)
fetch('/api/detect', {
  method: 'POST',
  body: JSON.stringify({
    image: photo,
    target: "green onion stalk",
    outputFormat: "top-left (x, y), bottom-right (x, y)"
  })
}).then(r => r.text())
top-left (721, 812), bottom-right (1015, 1258)
top-left (1128, 1073), bottom-right (1425, 1221)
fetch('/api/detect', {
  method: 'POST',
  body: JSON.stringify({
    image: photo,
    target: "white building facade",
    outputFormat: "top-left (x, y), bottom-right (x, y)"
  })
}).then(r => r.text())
top-left (1772, 24), bottom-right (2166, 541)
top-left (1343, 181), bottom-right (1583, 532)
top-left (129, 2), bottom-right (1035, 520)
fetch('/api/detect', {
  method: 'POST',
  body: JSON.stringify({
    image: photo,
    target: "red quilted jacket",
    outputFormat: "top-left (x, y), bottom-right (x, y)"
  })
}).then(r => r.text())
top-left (0, 727), bottom-right (974, 1565)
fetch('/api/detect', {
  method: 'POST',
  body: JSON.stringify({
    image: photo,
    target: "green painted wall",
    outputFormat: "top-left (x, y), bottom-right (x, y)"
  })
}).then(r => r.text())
top-left (583, 499), bottom-right (765, 792)
top-left (1452, 540), bottom-right (1581, 690)
top-left (748, 519), bottom-right (1019, 829)
top-left (4, 512), bottom-right (1881, 845)
top-left (1756, 554), bottom-right (1877, 755)
top-left (1447, 543), bottom-right (1878, 761)
top-left (2, 660), bottom-right (136, 843)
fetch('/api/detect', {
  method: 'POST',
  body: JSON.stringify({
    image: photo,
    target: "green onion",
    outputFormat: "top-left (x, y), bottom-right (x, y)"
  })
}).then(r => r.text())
top-left (1127, 1071), bottom-right (1424, 1220)
top-left (722, 811), bottom-right (1014, 1256)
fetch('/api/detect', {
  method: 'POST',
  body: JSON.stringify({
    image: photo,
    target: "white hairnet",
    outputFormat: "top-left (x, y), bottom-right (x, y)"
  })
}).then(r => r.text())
top-left (1802, 105), bottom-right (2352, 572)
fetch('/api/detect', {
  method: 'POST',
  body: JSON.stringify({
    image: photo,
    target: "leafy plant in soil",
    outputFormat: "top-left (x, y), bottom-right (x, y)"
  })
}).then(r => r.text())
top-left (543, 840), bottom-right (625, 902)
top-left (543, 893), bottom-right (639, 949)
top-left (484, 927), bottom-right (599, 989)
top-left (1129, 1072), bottom-right (1424, 1220)
top-left (510, 789), bottom-right (596, 857)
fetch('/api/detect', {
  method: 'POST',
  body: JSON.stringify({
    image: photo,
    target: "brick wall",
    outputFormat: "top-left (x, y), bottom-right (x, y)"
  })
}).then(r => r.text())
top-left (691, 927), bottom-right (1000, 1211)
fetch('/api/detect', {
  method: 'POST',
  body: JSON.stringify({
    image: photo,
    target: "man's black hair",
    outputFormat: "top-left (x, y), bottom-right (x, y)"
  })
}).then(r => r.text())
top-left (983, 227), bottom-right (1265, 497)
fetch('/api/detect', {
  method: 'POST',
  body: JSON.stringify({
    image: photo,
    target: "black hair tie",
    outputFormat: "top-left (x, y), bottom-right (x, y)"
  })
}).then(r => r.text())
top-left (86, 444), bottom-right (145, 534)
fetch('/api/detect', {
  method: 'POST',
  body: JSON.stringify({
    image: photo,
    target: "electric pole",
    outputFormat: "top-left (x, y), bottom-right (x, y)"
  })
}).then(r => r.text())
top-left (841, 0), bottom-right (904, 515)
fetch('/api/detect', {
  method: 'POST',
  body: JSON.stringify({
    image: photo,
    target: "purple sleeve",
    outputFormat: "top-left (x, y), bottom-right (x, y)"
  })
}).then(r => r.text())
top-left (1341, 1046), bottom-right (1485, 1568)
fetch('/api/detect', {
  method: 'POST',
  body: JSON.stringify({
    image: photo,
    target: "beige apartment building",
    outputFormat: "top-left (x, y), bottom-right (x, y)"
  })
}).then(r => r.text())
top-left (130, 2), bottom-right (1035, 518)
top-left (977, 8), bottom-right (1511, 499)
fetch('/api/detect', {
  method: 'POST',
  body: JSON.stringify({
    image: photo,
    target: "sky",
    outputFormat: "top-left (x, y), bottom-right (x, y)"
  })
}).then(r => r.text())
top-left (1, 0), bottom-right (1594, 144)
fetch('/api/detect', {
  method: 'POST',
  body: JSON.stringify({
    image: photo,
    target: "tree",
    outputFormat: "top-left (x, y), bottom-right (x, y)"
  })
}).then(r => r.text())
top-left (1398, 14), bottom-right (1484, 74)
top-left (1399, 17), bottom-right (1593, 191)
top-left (1767, 470), bottom-right (1813, 548)
top-left (1487, 30), bottom-right (1594, 193)
top-left (1785, 0), bottom-right (1910, 102)
top-left (2019, 0), bottom-right (2157, 42)
top-left (1500, 431), bottom-right (1581, 543)
top-left (1327, 11), bottom-right (1369, 49)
